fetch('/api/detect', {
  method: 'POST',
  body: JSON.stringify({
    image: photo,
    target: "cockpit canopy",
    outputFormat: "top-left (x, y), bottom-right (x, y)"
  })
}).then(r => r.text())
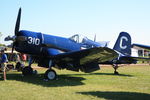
top-left (69, 34), bottom-right (88, 43)
top-left (69, 34), bottom-right (109, 49)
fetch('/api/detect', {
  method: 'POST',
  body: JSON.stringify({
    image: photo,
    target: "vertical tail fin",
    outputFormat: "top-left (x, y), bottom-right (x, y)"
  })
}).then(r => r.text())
top-left (113, 32), bottom-right (131, 55)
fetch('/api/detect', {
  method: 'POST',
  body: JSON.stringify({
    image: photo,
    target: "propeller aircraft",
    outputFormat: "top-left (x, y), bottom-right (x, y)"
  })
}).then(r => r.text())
top-left (5, 8), bottom-right (118, 80)
top-left (5, 8), bottom-right (150, 80)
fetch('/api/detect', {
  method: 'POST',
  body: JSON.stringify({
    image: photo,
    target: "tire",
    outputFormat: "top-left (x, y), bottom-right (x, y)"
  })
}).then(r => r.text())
top-left (16, 62), bottom-right (24, 72)
top-left (44, 69), bottom-right (57, 80)
top-left (22, 66), bottom-right (33, 76)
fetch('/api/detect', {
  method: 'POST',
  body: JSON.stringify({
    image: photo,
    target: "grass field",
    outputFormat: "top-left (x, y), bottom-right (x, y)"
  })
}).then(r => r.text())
top-left (0, 65), bottom-right (150, 100)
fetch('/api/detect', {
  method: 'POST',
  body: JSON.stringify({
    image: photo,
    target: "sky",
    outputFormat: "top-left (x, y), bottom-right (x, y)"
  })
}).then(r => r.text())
top-left (0, 0), bottom-right (150, 48)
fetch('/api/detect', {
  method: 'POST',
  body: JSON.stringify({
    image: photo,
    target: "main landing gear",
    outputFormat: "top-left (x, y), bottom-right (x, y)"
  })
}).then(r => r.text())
top-left (22, 57), bottom-right (37, 76)
top-left (113, 64), bottom-right (119, 75)
top-left (22, 66), bottom-right (37, 76)
top-left (21, 58), bottom-right (57, 80)
top-left (22, 66), bottom-right (57, 80)
top-left (44, 69), bottom-right (57, 80)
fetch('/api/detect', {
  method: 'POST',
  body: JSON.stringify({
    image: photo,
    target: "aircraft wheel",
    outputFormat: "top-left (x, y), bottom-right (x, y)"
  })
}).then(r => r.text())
top-left (44, 69), bottom-right (57, 80)
top-left (22, 66), bottom-right (33, 76)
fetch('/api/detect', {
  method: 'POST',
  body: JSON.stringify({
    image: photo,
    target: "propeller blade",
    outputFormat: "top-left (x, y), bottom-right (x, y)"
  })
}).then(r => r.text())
top-left (12, 43), bottom-right (15, 53)
top-left (15, 8), bottom-right (21, 36)
top-left (94, 34), bottom-right (96, 42)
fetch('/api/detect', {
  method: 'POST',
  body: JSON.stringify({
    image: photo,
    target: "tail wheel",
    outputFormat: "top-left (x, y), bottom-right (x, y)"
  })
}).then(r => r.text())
top-left (44, 69), bottom-right (57, 80)
top-left (113, 64), bottom-right (119, 75)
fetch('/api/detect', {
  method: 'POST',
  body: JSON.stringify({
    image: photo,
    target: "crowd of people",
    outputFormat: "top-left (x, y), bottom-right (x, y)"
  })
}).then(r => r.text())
top-left (0, 49), bottom-right (8, 80)
top-left (0, 48), bottom-right (27, 81)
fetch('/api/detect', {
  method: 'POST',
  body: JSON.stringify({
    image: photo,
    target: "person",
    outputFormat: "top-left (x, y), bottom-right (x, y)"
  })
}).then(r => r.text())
top-left (15, 53), bottom-right (20, 62)
top-left (21, 53), bottom-right (27, 65)
top-left (0, 50), bottom-right (8, 81)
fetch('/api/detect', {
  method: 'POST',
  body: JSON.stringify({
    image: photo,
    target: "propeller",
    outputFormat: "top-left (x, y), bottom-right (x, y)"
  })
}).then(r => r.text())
top-left (11, 8), bottom-right (21, 53)
top-left (5, 8), bottom-right (27, 53)
top-left (94, 34), bottom-right (96, 42)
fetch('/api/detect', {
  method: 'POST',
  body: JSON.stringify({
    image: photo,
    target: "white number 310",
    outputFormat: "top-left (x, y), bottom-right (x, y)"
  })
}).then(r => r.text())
top-left (28, 37), bottom-right (40, 45)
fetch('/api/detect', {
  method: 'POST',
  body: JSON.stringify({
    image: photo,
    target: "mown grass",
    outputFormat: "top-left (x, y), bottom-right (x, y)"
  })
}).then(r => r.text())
top-left (0, 65), bottom-right (150, 100)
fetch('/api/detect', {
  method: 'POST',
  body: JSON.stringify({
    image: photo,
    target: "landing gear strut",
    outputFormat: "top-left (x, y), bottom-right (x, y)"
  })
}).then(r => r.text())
top-left (22, 56), bottom-right (37, 76)
top-left (44, 69), bottom-right (57, 80)
top-left (113, 64), bottom-right (119, 75)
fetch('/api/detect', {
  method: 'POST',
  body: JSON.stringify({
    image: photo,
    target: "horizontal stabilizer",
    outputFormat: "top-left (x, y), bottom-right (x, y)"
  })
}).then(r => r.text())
top-left (118, 56), bottom-right (150, 64)
top-left (130, 57), bottom-right (150, 61)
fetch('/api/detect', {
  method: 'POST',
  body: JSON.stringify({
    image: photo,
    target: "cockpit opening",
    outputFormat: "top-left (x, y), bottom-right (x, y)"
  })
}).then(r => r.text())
top-left (69, 34), bottom-right (88, 43)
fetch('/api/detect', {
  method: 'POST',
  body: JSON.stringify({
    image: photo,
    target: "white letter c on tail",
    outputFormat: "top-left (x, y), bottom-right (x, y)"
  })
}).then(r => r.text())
top-left (120, 36), bottom-right (128, 49)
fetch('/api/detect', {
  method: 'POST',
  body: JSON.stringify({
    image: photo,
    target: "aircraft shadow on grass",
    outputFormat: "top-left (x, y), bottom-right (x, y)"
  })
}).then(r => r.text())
top-left (77, 91), bottom-right (150, 100)
top-left (92, 73), bottom-right (133, 77)
top-left (64, 72), bottom-right (134, 77)
top-left (0, 72), bottom-right (133, 87)
top-left (0, 73), bottom-right (85, 87)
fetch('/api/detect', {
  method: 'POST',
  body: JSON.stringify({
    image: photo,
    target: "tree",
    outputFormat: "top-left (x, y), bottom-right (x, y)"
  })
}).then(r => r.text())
top-left (0, 32), bottom-right (5, 46)
top-left (0, 32), bottom-right (2, 37)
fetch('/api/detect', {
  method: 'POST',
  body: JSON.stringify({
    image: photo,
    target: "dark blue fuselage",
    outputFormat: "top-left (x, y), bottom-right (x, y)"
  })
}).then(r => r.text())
top-left (15, 30), bottom-right (101, 57)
